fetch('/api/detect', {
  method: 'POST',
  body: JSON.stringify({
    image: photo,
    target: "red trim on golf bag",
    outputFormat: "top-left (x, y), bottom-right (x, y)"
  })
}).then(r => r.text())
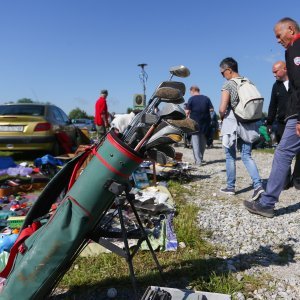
top-left (0, 221), bottom-right (41, 278)
top-left (68, 145), bottom-right (95, 191)
top-left (107, 133), bottom-right (143, 163)
top-left (68, 195), bottom-right (93, 222)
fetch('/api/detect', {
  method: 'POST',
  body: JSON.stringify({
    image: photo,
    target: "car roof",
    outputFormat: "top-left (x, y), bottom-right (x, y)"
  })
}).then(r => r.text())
top-left (1, 103), bottom-right (54, 107)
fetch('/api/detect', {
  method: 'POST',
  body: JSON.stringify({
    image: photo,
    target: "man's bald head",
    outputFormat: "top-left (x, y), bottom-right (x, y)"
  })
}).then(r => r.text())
top-left (272, 60), bottom-right (288, 82)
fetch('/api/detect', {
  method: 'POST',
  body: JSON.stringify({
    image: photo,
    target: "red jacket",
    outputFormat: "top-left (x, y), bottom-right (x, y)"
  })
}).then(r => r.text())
top-left (94, 96), bottom-right (108, 126)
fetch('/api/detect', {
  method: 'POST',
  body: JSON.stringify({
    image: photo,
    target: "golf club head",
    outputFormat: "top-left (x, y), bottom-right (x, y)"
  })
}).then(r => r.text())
top-left (158, 103), bottom-right (186, 121)
top-left (145, 149), bottom-right (168, 165)
top-left (154, 87), bottom-right (183, 101)
top-left (167, 118), bottom-right (199, 133)
top-left (144, 125), bottom-right (183, 149)
top-left (154, 87), bottom-right (184, 107)
top-left (141, 113), bottom-right (160, 125)
top-left (153, 120), bottom-right (169, 134)
top-left (153, 144), bottom-right (176, 159)
top-left (169, 65), bottom-right (190, 78)
top-left (156, 81), bottom-right (186, 96)
top-left (145, 134), bottom-right (182, 150)
top-left (167, 134), bottom-right (182, 142)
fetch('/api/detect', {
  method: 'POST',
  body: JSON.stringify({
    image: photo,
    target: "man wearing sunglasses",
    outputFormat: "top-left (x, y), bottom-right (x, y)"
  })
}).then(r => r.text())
top-left (219, 57), bottom-right (264, 199)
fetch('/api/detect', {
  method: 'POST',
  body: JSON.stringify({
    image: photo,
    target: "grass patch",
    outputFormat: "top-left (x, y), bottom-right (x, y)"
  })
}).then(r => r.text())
top-left (192, 272), bottom-right (243, 295)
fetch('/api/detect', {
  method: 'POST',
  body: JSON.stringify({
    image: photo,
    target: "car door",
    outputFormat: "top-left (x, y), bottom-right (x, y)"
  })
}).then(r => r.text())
top-left (51, 106), bottom-right (77, 143)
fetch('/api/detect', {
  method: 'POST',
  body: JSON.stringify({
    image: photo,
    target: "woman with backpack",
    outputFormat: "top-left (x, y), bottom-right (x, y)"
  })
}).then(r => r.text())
top-left (218, 57), bottom-right (264, 200)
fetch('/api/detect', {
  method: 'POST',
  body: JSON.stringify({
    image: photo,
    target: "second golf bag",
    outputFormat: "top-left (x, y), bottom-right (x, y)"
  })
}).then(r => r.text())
top-left (0, 131), bottom-right (143, 299)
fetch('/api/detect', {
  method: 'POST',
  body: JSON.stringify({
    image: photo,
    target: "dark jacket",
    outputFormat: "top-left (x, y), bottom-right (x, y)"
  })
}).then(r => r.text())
top-left (187, 95), bottom-right (213, 135)
top-left (285, 35), bottom-right (300, 121)
top-left (267, 80), bottom-right (289, 125)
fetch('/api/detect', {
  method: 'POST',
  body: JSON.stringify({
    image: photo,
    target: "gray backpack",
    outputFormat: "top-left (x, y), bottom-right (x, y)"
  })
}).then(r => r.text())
top-left (231, 77), bottom-right (264, 123)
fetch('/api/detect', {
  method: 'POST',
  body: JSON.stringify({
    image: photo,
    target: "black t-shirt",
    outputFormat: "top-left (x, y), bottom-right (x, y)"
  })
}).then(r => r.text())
top-left (187, 95), bottom-right (213, 134)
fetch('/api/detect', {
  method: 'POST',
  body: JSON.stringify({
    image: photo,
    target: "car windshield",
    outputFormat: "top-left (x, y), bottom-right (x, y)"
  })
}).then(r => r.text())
top-left (0, 105), bottom-right (45, 116)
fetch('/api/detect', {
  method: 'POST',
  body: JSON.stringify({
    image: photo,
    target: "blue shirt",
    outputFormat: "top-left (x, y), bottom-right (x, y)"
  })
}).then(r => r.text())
top-left (187, 95), bottom-right (213, 134)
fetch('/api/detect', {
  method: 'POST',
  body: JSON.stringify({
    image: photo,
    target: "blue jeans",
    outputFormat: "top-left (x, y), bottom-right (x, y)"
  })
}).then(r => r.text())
top-left (260, 119), bottom-right (300, 208)
top-left (224, 139), bottom-right (262, 190)
top-left (191, 133), bottom-right (207, 164)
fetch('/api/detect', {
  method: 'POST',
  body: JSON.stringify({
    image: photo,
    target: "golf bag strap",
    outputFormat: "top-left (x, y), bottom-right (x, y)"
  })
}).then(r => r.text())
top-left (0, 221), bottom-right (41, 278)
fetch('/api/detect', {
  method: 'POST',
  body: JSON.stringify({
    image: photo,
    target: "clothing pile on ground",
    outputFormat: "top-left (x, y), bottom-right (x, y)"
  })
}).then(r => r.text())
top-left (0, 154), bottom-right (64, 270)
top-left (0, 151), bottom-right (189, 268)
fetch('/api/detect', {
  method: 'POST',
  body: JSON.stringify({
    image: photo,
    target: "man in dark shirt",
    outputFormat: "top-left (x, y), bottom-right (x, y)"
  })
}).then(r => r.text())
top-left (244, 17), bottom-right (300, 218)
top-left (186, 85), bottom-right (213, 165)
top-left (267, 61), bottom-right (300, 189)
top-left (267, 61), bottom-right (289, 142)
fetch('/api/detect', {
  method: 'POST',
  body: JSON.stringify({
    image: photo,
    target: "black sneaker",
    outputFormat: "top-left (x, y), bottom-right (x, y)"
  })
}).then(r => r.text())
top-left (251, 186), bottom-right (264, 200)
top-left (243, 200), bottom-right (274, 218)
top-left (284, 174), bottom-right (293, 190)
top-left (293, 177), bottom-right (300, 190)
top-left (220, 187), bottom-right (235, 195)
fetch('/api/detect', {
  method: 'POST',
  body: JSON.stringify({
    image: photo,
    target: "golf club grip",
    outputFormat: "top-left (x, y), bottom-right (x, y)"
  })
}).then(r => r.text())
top-left (134, 124), bottom-right (157, 152)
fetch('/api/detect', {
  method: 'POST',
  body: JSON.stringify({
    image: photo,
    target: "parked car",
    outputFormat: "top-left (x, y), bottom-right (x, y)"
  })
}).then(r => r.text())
top-left (0, 103), bottom-right (78, 155)
top-left (71, 118), bottom-right (95, 131)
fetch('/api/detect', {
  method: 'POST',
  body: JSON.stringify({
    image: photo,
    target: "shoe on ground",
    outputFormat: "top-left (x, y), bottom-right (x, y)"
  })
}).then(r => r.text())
top-left (220, 187), bottom-right (235, 195)
top-left (243, 200), bottom-right (274, 218)
top-left (293, 177), bottom-right (300, 190)
top-left (251, 186), bottom-right (264, 200)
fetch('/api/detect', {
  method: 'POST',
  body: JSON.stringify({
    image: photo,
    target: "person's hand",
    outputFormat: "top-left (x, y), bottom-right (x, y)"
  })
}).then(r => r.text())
top-left (296, 123), bottom-right (300, 136)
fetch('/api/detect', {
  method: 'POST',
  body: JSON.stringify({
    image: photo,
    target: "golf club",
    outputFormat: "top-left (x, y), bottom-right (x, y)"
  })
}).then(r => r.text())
top-left (133, 104), bottom-right (186, 151)
top-left (144, 134), bottom-right (182, 150)
top-left (123, 86), bottom-right (183, 143)
top-left (122, 65), bottom-right (190, 142)
top-left (152, 144), bottom-right (176, 159)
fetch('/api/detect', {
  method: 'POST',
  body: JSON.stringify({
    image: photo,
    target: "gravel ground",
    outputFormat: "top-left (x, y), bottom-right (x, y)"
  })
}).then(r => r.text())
top-left (179, 140), bottom-right (300, 300)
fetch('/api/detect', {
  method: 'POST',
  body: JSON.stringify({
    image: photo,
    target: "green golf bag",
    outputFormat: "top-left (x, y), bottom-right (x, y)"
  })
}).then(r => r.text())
top-left (0, 131), bottom-right (143, 299)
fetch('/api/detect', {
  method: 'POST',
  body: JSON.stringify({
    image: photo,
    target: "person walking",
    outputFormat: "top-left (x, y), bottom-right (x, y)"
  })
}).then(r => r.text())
top-left (186, 85), bottom-right (213, 165)
top-left (94, 89), bottom-right (109, 140)
top-left (244, 17), bottom-right (300, 218)
top-left (206, 108), bottom-right (218, 148)
top-left (267, 61), bottom-right (290, 143)
top-left (219, 57), bottom-right (264, 198)
top-left (267, 60), bottom-right (300, 189)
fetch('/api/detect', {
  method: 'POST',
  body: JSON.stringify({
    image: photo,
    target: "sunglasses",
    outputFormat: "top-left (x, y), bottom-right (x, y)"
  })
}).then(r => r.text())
top-left (221, 68), bottom-right (229, 76)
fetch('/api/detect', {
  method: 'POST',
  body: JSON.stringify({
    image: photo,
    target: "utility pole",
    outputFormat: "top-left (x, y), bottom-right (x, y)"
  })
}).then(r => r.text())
top-left (137, 63), bottom-right (148, 103)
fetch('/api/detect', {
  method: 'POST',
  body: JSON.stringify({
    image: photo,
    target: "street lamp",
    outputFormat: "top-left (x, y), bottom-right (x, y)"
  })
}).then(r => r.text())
top-left (137, 63), bottom-right (148, 103)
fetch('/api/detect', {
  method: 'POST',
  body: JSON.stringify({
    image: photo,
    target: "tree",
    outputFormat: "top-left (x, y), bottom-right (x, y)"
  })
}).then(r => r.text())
top-left (17, 98), bottom-right (34, 103)
top-left (68, 107), bottom-right (89, 120)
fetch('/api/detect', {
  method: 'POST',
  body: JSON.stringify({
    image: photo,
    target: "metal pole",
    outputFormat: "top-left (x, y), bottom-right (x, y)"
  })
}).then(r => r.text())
top-left (138, 63), bottom-right (148, 103)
